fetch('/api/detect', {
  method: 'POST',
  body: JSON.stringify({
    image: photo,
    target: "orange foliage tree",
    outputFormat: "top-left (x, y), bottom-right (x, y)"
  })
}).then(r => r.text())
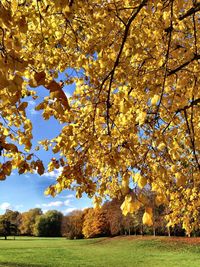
top-left (82, 208), bottom-right (109, 238)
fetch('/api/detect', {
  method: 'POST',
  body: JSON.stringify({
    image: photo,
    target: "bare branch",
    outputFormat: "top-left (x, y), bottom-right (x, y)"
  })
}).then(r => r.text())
top-left (183, 110), bottom-right (200, 171)
top-left (167, 53), bottom-right (200, 76)
top-left (176, 97), bottom-right (200, 113)
top-left (179, 2), bottom-right (200, 20)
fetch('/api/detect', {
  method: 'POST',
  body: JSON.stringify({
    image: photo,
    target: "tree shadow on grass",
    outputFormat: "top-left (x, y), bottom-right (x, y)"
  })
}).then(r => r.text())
top-left (0, 262), bottom-right (47, 267)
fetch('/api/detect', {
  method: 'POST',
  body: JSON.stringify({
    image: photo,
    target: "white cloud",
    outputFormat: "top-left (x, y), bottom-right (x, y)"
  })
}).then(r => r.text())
top-left (64, 91), bottom-right (72, 99)
top-left (15, 204), bottom-right (24, 210)
top-left (66, 194), bottom-right (75, 199)
top-left (0, 202), bottom-right (12, 211)
top-left (63, 207), bottom-right (76, 215)
top-left (30, 108), bottom-right (38, 115)
top-left (64, 199), bottom-right (71, 206)
top-left (58, 194), bottom-right (75, 199)
top-left (28, 100), bottom-right (35, 106)
top-left (27, 100), bottom-right (38, 116)
top-left (36, 198), bottom-right (73, 210)
top-left (42, 167), bottom-right (63, 179)
top-left (81, 206), bottom-right (89, 211)
top-left (43, 209), bottom-right (48, 214)
top-left (42, 201), bottom-right (63, 208)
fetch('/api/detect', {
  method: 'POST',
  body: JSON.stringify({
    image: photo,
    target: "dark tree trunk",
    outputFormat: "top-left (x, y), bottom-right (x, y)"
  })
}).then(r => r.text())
top-left (140, 225), bottom-right (144, 236)
top-left (153, 226), bottom-right (156, 237)
top-left (167, 227), bottom-right (171, 237)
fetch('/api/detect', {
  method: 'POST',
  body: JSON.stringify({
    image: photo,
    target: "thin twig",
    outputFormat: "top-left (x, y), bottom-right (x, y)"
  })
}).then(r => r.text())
top-left (167, 54), bottom-right (200, 76)
top-left (106, 0), bottom-right (148, 135)
top-left (179, 2), bottom-right (200, 20)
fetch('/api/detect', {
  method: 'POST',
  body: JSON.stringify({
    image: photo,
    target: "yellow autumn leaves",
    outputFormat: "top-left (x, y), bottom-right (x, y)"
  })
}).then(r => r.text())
top-left (142, 208), bottom-right (153, 227)
top-left (134, 173), bottom-right (147, 189)
top-left (121, 173), bottom-right (147, 196)
top-left (120, 195), bottom-right (153, 227)
top-left (120, 195), bottom-right (141, 216)
top-left (151, 95), bottom-right (160, 106)
top-left (0, 0), bottom-right (199, 234)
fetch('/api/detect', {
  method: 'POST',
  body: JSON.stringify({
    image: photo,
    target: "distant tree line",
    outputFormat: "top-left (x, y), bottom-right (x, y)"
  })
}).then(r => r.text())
top-left (61, 199), bottom-right (186, 239)
top-left (0, 209), bottom-right (63, 239)
top-left (0, 198), bottom-right (189, 240)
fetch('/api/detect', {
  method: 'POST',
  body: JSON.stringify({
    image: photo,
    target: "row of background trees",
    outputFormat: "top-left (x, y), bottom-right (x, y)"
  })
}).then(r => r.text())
top-left (0, 197), bottom-right (188, 240)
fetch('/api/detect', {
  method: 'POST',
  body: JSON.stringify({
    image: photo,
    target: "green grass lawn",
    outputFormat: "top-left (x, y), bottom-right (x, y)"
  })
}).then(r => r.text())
top-left (0, 236), bottom-right (200, 267)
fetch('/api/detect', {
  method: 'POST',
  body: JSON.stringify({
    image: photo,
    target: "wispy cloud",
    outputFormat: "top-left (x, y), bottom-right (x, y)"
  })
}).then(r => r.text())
top-left (66, 194), bottom-right (75, 199)
top-left (42, 201), bottom-right (63, 208)
top-left (42, 209), bottom-right (48, 214)
top-left (15, 204), bottom-right (24, 210)
top-left (58, 194), bottom-right (75, 200)
top-left (42, 167), bottom-right (63, 179)
top-left (63, 207), bottom-right (77, 214)
top-left (36, 198), bottom-right (73, 210)
top-left (27, 100), bottom-right (38, 116)
top-left (0, 203), bottom-right (25, 214)
top-left (64, 91), bottom-right (72, 99)
top-left (30, 108), bottom-right (38, 115)
top-left (0, 202), bottom-right (12, 211)
top-left (64, 199), bottom-right (71, 206)
top-left (81, 207), bottom-right (89, 211)
top-left (28, 100), bottom-right (35, 106)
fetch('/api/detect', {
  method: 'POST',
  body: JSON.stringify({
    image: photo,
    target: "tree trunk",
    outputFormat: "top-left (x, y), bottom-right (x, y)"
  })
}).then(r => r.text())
top-left (167, 227), bottom-right (171, 237)
top-left (140, 225), bottom-right (144, 236)
top-left (153, 227), bottom-right (156, 237)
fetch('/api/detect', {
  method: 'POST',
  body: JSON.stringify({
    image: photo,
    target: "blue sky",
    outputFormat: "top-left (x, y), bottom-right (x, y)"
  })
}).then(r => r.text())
top-left (0, 72), bottom-right (93, 215)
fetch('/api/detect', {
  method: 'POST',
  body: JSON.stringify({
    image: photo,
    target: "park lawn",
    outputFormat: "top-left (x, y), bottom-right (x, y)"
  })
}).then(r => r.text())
top-left (0, 236), bottom-right (200, 267)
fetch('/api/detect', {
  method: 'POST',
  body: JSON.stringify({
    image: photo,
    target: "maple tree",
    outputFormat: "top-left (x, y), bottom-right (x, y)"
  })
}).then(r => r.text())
top-left (82, 208), bottom-right (109, 238)
top-left (0, 0), bottom-right (200, 235)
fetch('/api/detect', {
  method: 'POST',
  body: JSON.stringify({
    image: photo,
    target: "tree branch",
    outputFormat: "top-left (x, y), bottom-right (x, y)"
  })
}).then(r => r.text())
top-left (179, 2), bottom-right (200, 21)
top-left (156, 0), bottom-right (174, 116)
top-left (183, 110), bottom-right (200, 171)
top-left (176, 97), bottom-right (200, 113)
top-left (167, 54), bottom-right (200, 76)
top-left (106, 0), bottom-right (148, 134)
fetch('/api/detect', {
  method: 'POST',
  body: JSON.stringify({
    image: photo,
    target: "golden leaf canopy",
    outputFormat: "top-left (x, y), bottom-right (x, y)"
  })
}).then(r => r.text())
top-left (0, 0), bottom-right (200, 234)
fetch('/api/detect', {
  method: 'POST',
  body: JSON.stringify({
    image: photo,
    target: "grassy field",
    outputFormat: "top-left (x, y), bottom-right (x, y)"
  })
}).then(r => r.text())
top-left (0, 236), bottom-right (200, 267)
